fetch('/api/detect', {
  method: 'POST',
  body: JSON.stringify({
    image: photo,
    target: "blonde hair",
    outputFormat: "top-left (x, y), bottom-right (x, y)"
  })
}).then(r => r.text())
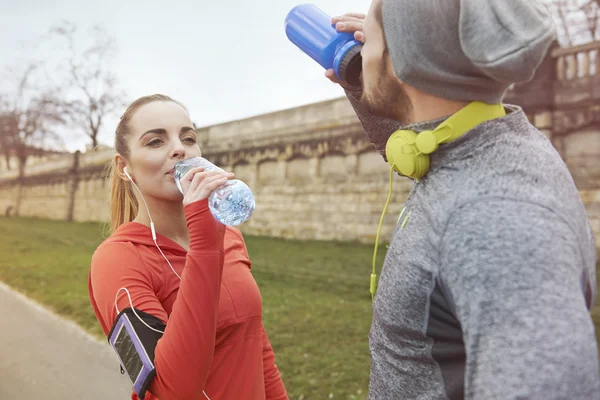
top-left (107, 94), bottom-right (188, 235)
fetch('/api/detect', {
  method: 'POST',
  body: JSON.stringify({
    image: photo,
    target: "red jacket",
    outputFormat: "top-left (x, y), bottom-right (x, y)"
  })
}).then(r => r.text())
top-left (88, 199), bottom-right (288, 400)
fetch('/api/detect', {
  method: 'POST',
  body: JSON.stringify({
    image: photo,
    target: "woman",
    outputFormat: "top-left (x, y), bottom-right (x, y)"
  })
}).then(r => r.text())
top-left (88, 94), bottom-right (288, 400)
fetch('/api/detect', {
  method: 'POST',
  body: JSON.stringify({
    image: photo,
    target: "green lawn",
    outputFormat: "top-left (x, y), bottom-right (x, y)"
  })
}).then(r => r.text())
top-left (0, 216), bottom-right (382, 400)
top-left (0, 216), bottom-right (599, 400)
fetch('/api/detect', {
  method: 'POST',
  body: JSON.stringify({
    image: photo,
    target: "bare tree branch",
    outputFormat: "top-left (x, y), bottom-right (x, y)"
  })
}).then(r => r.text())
top-left (543, 0), bottom-right (600, 45)
top-left (50, 21), bottom-right (127, 151)
top-left (0, 96), bottom-right (14, 170)
top-left (0, 63), bottom-right (66, 178)
top-left (581, 0), bottom-right (600, 40)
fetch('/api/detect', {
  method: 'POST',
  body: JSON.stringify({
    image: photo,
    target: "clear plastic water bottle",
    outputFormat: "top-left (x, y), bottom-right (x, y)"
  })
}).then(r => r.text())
top-left (174, 157), bottom-right (255, 226)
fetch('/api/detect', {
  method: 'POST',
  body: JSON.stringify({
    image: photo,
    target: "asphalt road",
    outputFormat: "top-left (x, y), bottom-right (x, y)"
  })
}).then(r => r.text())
top-left (0, 281), bottom-right (132, 399)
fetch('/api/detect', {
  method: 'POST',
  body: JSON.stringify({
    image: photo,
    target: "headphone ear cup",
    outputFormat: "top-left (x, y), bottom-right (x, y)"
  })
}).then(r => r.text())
top-left (412, 151), bottom-right (430, 179)
top-left (386, 130), bottom-right (431, 179)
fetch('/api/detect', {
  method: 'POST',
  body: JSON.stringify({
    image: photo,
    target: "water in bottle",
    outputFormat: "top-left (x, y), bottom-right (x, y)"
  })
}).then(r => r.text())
top-left (174, 157), bottom-right (255, 226)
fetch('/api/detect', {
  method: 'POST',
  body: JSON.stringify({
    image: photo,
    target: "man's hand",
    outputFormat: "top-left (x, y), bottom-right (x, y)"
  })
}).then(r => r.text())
top-left (325, 13), bottom-right (366, 84)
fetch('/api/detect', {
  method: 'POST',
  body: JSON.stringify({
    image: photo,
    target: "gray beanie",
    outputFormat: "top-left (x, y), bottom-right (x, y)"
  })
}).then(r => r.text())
top-left (381, 0), bottom-right (557, 104)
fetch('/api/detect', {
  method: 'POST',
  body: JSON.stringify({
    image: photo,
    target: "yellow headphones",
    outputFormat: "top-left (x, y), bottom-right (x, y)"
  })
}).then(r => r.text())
top-left (369, 101), bottom-right (506, 301)
top-left (385, 101), bottom-right (507, 179)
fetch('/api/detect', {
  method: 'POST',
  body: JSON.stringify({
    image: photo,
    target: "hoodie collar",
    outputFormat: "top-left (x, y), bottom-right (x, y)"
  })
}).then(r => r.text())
top-left (105, 222), bottom-right (188, 255)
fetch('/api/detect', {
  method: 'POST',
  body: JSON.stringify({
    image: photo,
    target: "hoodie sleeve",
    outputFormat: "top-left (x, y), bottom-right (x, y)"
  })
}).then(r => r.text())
top-left (89, 199), bottom-right (226, 400)
top-left (439, 198), bottom-right (600, 399)
top-left (261, 323), bottom-right (288, 400)
top-left (343, 87), bottom-right (402, 159)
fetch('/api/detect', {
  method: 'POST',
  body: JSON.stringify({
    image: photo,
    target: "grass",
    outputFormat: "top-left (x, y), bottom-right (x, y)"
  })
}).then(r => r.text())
top-left (0, 216), bottom-right (384, 400)
top-left (1, 216), bottom-right (599, 399)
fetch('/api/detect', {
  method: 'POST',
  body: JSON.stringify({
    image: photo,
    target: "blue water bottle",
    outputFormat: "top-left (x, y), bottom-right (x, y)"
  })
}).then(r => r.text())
top-left (285, 4), bottom-right (363, 86)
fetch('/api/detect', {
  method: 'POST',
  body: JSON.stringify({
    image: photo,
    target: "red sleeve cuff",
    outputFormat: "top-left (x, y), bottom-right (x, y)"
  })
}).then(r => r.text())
top-left (184, 199), bottom-right (225, 252)
top-left (184, 198), bottom-right (210, 218)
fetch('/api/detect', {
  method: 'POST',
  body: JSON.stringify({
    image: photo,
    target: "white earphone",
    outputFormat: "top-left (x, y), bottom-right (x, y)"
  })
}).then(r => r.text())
top-left (115, 165), bottom-right (210, 399)
top-left (123, 166), bottom-right (132, 181)
top-left (120, 164), bottom-right (184, 278)
top-left (122, 166), bottom-right (156, 241)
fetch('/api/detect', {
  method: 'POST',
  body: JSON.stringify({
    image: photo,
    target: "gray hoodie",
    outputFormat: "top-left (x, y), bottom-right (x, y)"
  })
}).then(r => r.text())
top-left (345, 88), bottom-right (599, 400)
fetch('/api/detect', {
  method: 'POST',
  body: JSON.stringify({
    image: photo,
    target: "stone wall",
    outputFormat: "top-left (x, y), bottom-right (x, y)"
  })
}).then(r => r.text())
top-left (560, 124), bottom-right (600, 253)
top-left (0, 99), bottom-right (598, 252)
top-left (0, 41), bottom-right (599, 253)
top-left (0, 97), bottom-right (415, 243)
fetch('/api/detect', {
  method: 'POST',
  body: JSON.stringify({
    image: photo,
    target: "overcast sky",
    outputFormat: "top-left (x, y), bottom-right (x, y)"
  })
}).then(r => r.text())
top-left (0, 0), bottom-right (369, 152)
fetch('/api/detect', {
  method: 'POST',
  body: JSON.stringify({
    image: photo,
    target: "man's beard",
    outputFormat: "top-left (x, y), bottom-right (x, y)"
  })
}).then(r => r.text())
top-left (360, 59), bottom-right (412, 125)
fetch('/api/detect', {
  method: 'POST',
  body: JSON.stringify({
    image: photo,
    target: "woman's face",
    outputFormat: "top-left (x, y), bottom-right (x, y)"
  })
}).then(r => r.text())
top-left (123, 100), bottom-right (202, 202)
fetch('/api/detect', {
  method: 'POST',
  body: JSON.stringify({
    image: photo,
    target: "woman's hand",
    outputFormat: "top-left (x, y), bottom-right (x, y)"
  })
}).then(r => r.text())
top-left (179, 167), bottom-right (235, 207)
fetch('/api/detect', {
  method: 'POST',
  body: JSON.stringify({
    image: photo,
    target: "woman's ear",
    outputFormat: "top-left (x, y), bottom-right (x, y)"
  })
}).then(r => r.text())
top-left (114, 155), bottom-right (131, 182)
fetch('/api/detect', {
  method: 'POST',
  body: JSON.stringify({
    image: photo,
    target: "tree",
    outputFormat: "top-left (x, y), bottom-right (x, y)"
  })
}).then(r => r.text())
top-left (1, 64), bottom-right (65, 179)
top-left (0, 97), bottom-right (14, 170)
top-left (51, 21), bottom-right (126, 151)
top-left (581, 0), bottom-right (600, 40)
top-left (543, 0), bottom-right (600, 45)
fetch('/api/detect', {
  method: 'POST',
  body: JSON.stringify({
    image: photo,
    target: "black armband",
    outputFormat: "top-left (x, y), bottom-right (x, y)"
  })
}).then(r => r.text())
top-left (108, 308), bottom-right (166, 399)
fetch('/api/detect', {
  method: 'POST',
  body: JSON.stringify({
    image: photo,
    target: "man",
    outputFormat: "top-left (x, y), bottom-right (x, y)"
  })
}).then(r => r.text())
top-left (325, 0), bottom-right (599, 399)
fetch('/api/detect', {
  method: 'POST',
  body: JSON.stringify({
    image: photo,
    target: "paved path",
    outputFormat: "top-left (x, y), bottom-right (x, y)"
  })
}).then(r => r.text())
top-left (0, 281), bottom-right (132, 399)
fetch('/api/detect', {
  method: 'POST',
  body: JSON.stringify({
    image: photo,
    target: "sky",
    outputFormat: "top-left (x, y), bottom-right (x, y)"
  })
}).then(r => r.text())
top-left (0, 0), bottom-right (370, 152)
